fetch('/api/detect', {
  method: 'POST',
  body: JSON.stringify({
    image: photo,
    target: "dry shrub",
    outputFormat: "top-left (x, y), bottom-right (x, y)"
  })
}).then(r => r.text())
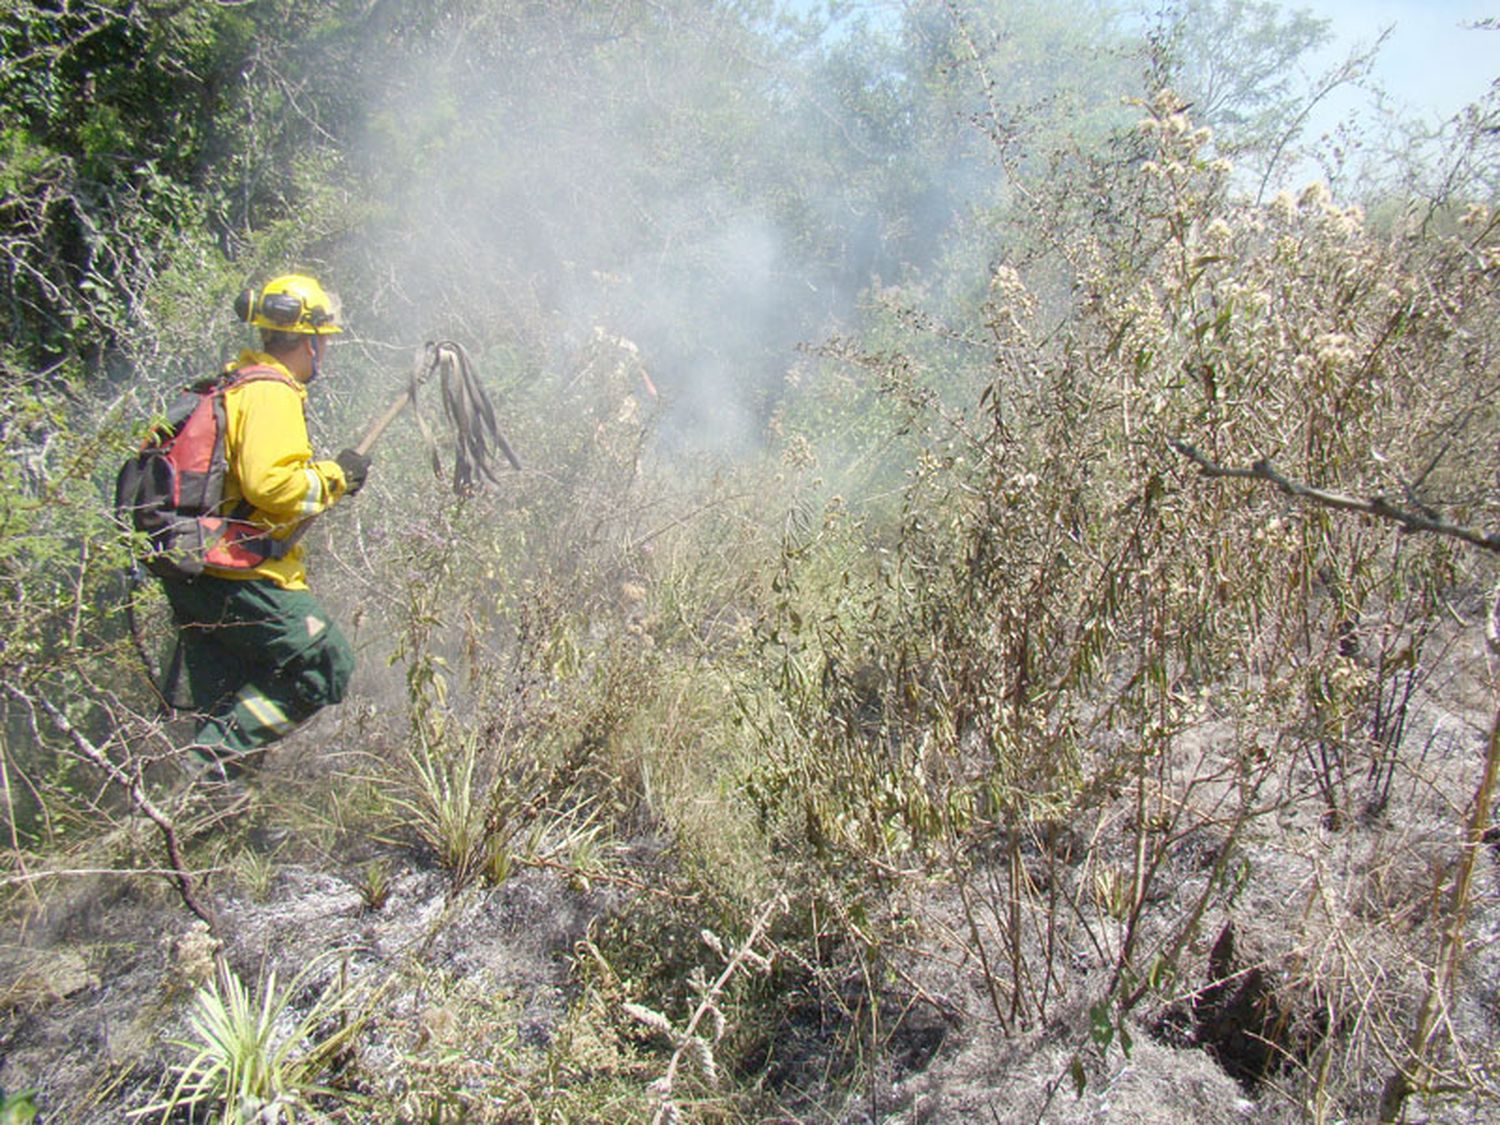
top-left (746, 90), bottom-right (1500, 1118)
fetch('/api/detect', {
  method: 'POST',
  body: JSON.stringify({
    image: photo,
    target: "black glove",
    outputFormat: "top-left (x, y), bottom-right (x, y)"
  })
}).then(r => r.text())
top-left (335, 448), bottom-right (371, 496)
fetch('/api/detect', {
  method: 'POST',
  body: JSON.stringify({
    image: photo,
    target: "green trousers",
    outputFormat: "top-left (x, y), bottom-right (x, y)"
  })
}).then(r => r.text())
top-left (161, 575), bottom-right (355, 766)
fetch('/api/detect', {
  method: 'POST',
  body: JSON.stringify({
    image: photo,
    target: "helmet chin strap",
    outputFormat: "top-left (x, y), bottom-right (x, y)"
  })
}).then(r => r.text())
top-left (306, 336), bottom-right (322, 383)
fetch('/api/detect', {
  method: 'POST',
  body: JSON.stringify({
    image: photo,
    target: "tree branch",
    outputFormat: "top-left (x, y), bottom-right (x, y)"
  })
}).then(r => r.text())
top-left (1169, 440), bottom-right (1500, 553)
top-left (2, 682), bottom-right (220, 933)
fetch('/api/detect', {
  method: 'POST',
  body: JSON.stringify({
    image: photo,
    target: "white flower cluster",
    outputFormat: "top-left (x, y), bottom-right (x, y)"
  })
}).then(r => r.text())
top-left (1203, 217), bottom-right (1234, 249)
top-left (1312, 332), bottom-right (1359, 369)
top-left (1268, 182), bottom-right (1366, 242)
top-left (987, 263), bottom-right (1037, 340)
top-left (1135, 90), bottom-right (1218, 185)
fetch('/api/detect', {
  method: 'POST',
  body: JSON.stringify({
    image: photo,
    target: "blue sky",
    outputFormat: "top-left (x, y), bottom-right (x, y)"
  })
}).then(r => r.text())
top-left (1298, 0), bottom-right (1495, 123)
top-left (803, 2), bottom-right (1496, 124)
top-left (797, 1), bottom-right (1495, 154)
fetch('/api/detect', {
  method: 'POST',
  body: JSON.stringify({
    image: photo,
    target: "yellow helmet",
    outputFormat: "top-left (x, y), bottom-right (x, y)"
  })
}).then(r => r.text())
top-left (234, 273), bottom-right (343, 335)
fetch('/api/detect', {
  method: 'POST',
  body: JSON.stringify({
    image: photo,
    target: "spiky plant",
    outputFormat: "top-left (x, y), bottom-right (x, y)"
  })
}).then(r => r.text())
top-left (388, 730), bottom-right (488, 889)
top-left (137, 953), bottom-right (369, 1124)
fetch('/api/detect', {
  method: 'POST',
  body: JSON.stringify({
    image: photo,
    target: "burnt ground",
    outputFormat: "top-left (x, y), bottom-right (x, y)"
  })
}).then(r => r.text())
top-left (4, 637), bottom-right (1500, 1124)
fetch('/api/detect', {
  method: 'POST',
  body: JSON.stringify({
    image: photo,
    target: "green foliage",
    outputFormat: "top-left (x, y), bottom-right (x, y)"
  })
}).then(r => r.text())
top-left (0, 126), bottom-right (50, 193)
top-left (1151, 0), bottom-right (1332, 152)
top-left (0, 1), bottom-right (386, 381)
top-left (138, 954), bottom-right (372, 1124)
top-left (388, 730), bottom-right (512, 890)
top-left (0, 373), bottom-right (142, 780)
top-left (0, 1088), bottom-right (39, 1125)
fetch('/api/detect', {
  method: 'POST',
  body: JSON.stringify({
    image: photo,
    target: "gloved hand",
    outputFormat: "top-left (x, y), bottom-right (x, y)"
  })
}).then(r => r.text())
top-left (335, 448), bottom-right (371, 496)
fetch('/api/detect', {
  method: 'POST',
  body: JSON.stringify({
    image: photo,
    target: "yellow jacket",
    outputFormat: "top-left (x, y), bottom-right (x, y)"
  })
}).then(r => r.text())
top-left (206, 350), bottom-right (352, 590)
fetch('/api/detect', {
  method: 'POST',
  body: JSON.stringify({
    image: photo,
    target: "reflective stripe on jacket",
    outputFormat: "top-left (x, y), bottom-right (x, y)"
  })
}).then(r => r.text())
top-left (205, 350), bottom-right (352, 589)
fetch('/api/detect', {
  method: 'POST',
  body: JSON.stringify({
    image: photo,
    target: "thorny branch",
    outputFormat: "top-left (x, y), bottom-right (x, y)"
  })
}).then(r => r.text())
top-left (1169, 440), bottom-right (1500, 553)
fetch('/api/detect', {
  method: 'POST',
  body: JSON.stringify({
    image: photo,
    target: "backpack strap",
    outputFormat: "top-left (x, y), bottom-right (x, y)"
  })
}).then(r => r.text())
top-left (204, 363), bottom-right (306, 567)
top-left (201, 518), bottom-right (298, 569)
top-left (222, 363), bottom-right (301, 394)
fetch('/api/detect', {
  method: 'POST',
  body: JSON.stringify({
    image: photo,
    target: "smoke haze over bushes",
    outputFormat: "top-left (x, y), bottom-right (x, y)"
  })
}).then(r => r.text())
top-left (3, 3), bottom-right (1499, 1122)
top-left (333, 2), bottom-right (1093, 457)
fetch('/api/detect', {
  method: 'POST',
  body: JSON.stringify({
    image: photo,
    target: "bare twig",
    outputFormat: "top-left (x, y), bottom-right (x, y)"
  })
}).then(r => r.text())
top-left (1254, 29), bottom-right (1391, 205)
top-left (1378, 695), bottom-right (1500, 1120)
top-left (0, 864), bottom-right (226, 889)
top-left (1169, 440), bottom-right (1500, 553)
top-left (2, 682), bottom-right (220, 933)
top-left (1176, 435), bottom-right (1500, 1118)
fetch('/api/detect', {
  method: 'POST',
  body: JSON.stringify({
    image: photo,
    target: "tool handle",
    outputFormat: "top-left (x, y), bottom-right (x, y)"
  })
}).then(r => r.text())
top-left (354, 388), bottom-right (417, 456)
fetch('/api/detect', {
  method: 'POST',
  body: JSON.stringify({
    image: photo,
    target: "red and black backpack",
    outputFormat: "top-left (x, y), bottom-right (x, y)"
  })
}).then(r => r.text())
top-left (115, 366), bottom-right (299, 579)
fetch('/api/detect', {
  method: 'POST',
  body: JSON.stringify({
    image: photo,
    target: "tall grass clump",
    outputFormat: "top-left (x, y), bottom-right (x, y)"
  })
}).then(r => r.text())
top-left (362, 330), bottom-right (789, 899)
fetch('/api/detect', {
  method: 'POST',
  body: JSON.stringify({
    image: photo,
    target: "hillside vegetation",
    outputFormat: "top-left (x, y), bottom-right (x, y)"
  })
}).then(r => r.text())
top-left (1, 2), bottom-right (1497, 1122)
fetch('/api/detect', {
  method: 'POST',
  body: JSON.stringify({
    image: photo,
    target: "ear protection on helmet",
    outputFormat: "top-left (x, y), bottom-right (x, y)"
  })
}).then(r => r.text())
top-left (235, 274), bottom-right (342, 335)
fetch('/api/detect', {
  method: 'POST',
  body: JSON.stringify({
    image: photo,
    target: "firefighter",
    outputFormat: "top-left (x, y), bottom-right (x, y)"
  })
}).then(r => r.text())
top-left (162, 273), bottom-right (369, 781)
